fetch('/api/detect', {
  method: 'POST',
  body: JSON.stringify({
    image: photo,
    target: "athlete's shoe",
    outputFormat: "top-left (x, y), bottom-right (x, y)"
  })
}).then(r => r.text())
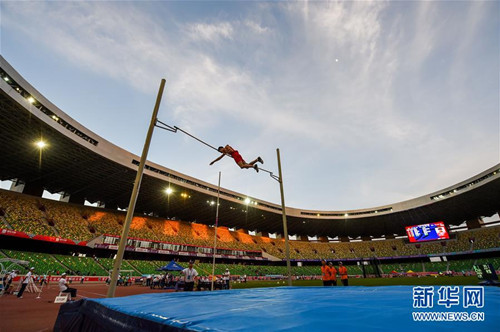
top-left (254, 164), bottom-right (259, 172)
top-left (257, 157), bottom-right (264, 164)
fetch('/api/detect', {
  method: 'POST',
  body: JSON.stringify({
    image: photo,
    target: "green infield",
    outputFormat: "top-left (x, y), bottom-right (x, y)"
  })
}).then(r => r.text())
top-left (231, 276), bottom-right (480, 289)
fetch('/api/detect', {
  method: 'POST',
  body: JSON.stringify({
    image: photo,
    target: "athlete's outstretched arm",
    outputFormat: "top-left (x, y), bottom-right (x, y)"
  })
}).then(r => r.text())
top-left (210, 154), bottom-right (225, 165)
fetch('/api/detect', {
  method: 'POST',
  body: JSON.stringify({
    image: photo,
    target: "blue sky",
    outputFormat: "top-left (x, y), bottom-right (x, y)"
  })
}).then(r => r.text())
top-left (0, 1), bottom-right (498, 211)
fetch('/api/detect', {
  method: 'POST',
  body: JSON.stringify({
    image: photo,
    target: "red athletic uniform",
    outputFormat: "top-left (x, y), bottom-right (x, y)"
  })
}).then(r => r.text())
top-left (230, 150), bottom-right (244, 164)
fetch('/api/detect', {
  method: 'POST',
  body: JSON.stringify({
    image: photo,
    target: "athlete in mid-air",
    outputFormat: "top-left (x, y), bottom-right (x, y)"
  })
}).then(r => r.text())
top-left (210, 145), bottom-right (263, 172)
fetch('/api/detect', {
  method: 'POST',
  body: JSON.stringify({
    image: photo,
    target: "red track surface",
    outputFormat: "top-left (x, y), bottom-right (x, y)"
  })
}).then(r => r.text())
top-left (0, 283), bottom-right (173, 332)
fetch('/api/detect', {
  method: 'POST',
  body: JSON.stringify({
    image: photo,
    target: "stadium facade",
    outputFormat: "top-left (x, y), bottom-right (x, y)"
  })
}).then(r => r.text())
top-left (0, 55), bottom-right (498, 240)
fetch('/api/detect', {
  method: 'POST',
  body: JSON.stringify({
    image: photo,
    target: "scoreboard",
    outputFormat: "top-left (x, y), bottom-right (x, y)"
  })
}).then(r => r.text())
top-left (405, 221), bottom-right (450, 243)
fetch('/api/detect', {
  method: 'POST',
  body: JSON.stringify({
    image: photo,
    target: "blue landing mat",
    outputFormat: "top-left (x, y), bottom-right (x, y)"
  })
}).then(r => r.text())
top-left (54, 286), bottom-right (500, 331)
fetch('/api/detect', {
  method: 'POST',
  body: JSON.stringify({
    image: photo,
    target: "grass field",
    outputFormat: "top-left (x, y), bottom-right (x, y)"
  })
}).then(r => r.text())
top-left (231, 276), bottom-right (480, 289)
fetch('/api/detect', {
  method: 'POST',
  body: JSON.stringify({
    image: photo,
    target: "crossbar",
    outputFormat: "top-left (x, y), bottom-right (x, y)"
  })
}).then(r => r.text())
top-left (155, 119), bottom-right (280, 181)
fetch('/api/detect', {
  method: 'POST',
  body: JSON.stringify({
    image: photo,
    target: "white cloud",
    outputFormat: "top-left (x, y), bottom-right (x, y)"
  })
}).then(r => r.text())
top-left (244, 20), bottom-right (270, 35)
top-left (187, 22), bottom-right (234, 42)
top-left (1, 1), bottom-right (497, 210)
top-left (1, 1), bottom-right (404, 146)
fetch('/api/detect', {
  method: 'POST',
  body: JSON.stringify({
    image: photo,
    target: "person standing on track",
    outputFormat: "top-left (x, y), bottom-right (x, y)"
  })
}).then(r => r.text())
top-left (17, 267), bottom-right (35, 298)
top-left (328, 262), bottom-right (338, 286)
top-left (210, 145), bottom-right (263, 172)
top-left (321, 260), bottom-right (331, 286)
top-left (4, 270), bottom-right (16, 294)
top-left (181, 261), bottom-right (198, 291)
top-left (223, 268), bottom-right (231, 290)
top-left (338, 262), bottom-right (348, 286)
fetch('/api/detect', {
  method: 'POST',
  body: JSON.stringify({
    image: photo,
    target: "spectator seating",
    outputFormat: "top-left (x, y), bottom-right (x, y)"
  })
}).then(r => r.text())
top-left (0, 190), bottom-right (53, 236)
top-left (2, 249), bottom-right (65, 275)
top-left (2, 247), bottom-right (497, 278)
top-left (127, 260), bottom-right (164, 275)
top-left (1, 189), bottom-right (499, 263)
top-left (97, 258), bottom-right (140, 276)
top-left (231, 230), bottom-right (260, 251)
top-left (44, 200), bottom-right (92, 240)
top-left (53, 254), bottom-right (107, 276)
top-left (86, 211), bottom-right (123, 237)
top-left (470, 227), bottom-right (500, 250)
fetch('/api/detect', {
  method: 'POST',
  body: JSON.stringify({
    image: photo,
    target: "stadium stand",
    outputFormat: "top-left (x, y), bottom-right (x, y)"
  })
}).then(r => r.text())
top-left (128, 216), bottom-right (160, 241)
top-left (1, 188), bottom-right (499, 280)
top-left (52, 254), bottom-right (107, 276)
top-left (2, 189), bottom-right (499, 260)
top-left (86, 211), bottom-right (123, 239)
top-left (470, 227), bottom-right (500, 250)
top-left (96, 258), bottom-right (141, 276)
top-left (232, 230), bottom-right (258, 251)
top-left (192, 263), bottom-right (319, 277)
top-left (0, 191), bottom-right (53, 237)
top-left (44, 200), bottom-right (92, 240)
top-left (1, 247), bottom-right (499, 279)
top-left (1, 250), bottom-right (66, 275)
top-left (253, 236), bottom-right (286, 258)
top-left (127, 260), bottom-right (164, 275)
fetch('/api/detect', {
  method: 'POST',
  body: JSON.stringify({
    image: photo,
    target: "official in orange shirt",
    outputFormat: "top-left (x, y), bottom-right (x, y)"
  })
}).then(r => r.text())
top-left (321, 259), bottom-right (331, 286)
top-left (338, 262), bottom-right (348, 286)
top-left (328, 262), bottom-right (337, 286)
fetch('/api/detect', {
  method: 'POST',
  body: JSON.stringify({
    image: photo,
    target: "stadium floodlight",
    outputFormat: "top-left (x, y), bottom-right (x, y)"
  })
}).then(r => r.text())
top-left (35, 140), bottom-right (46, 149)
top-left (244, 197), bottom-right (251, 205)
top-left (165, 187), bottom-right (173, 195)
top-left (3, 76), bottom-right (9, 81)
top-left (27, 96), bottom-right (35, 104)
top-left (344, 213), bottom-right (349, 217)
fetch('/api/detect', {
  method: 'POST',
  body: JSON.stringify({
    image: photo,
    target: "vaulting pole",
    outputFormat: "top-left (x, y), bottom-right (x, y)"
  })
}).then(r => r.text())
top-left (211, 171), bottom-right (222, 291)
top-left (107, 79), bottom-right (166, 298)
top-left (277, 148), bottom-right (292, 286)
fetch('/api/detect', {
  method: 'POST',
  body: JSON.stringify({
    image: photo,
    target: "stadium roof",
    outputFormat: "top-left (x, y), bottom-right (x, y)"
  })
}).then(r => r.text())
top-left (1, 56), bottom-right (499, 238)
